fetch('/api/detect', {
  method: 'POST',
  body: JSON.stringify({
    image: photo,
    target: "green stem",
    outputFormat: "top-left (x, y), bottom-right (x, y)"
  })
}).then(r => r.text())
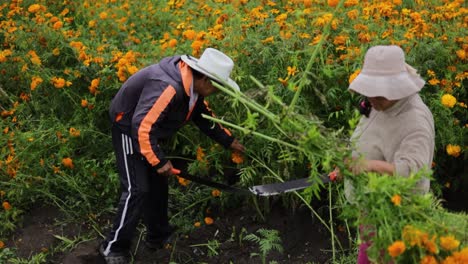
top-left (329, 183), bottom-right (336, 262)
top-left (214, 81), bottom-right (279, 123)
top-left (169, 196), bottom-right (211, 220)
top-left (201, 114), bottom-right (304, 152)
top-left (288, 5), bottom-right (339, 112)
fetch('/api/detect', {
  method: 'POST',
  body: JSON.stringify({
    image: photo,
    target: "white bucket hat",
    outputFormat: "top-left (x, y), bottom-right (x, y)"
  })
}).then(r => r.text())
top-left (181, 48), bottom-right (240, 91)
top-left (348, 45), bottom-right (425, 100)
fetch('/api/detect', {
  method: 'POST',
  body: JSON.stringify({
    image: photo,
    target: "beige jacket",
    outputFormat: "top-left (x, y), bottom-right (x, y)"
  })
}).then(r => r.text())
top-left (345, 94), bottom-right (435, 200)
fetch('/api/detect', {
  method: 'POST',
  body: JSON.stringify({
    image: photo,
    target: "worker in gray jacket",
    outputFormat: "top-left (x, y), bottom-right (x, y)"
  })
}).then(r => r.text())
top-left (345, 45), bottom-right (435, 264)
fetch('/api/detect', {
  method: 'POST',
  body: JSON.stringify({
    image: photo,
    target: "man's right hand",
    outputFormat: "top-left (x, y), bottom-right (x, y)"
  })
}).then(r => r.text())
top-left (157, 161), bottom-right (175, 177)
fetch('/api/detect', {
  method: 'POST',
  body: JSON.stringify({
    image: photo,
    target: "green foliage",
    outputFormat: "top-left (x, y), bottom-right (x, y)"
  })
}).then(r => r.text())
top-left (339, 171), bottom-right (468, 263)
top-left (244, 228), bottom-right (284, 264)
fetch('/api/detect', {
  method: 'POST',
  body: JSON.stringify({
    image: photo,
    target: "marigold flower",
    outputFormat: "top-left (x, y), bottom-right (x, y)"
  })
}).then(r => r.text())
top-left (62, 157), bottom-right (74, 169)
top-left (420, 255), bottom-right (438, 264)
top-left (30, 76), bottom-right (43, 90)
top-left (194, 221), bottom-right (201, 227)
top-left (2, 201), bottom-right (12, 211)
top-left (28, 50), bottom-right (42, 66)
top-left (349, 69), bottom-right (361, 84)
top-left (388, 240), bottom-right (406, 257)
top-left (211, 189), bottom-right (221, 197)
top-left (441, 94), bottom-right (457, 108)
top-left (69, 127), bottom-right (80, 137)
top-left (204, 217), bottom-right (214, 225)
top-left (53, 21), bottom-right (63, 30)
top-left (262, 36), bottom-right (274, 44)
top-left (278, 77), bottom-right (289, 86)
top-left (177, 176), bottom-right (190, 186)
top-left (448, 247), bottom-right (468, 262)
top-left (456, 49), bottom-right (466, 60)
top-left (391, 194), bottom-right (401, 206)
top-left (196, 147), bottom-right (206, 162)
top-left (0, 240), bottom-right (4, 248)
top-left (89, 78), bottom-right (100, 95)
top-left (287, 66), bottom-right (298, 76)
top-left (99, 12), bottom-right (108, 19)
top-left (231, 151), bottom-right (244, 164)
top-left (327, 0), bottom-right (339, 7)
top-left (28, 4), bottom-right (42, 13)
top-left (440, 235), bottom-right (460, 251)
top-left (51, 77), bottom-right (66, 89)
top-left (423, 236), bottom-right (438, 254)
top-left (446, 144), bottom-right (461, 158)
top-left (81, 99), bottom-right (88, 108)
top-left (183, 30), bottom-right (196, 40)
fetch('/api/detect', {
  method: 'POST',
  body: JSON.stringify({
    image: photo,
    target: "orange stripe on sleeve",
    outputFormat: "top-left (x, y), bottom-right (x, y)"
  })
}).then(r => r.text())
top-left (138, 86), bottom-right (176, 166)
top-left (179, 61), bottom-right (192, 96)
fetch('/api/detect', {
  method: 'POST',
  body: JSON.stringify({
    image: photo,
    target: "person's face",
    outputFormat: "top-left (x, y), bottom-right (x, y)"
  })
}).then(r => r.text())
top-left (367, 96), bottom-right (397, 111)
top-left (193, 76), bottom-right (220, 97)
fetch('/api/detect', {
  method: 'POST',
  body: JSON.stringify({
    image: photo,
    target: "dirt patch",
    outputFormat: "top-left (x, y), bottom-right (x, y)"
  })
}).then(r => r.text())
top-left (6, 200), bottom-right (349, 264)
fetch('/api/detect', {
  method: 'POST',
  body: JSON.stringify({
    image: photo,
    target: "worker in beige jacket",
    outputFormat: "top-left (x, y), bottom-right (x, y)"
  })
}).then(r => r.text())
top-left (344, 45), bottom-right (435, 264)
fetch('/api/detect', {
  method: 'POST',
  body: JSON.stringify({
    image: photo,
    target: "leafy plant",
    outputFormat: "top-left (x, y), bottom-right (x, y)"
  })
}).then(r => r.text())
top-left (243, 228), bottom-right (284, 264)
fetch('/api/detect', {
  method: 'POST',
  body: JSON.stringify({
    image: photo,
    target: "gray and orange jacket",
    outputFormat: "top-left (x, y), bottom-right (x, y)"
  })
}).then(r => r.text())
top-left (109, 56), bottom-right (235, 169)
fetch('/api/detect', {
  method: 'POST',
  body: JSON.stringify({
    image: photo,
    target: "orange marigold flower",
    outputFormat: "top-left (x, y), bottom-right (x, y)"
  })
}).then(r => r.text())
top-left (211, 189), bottom-right (221, 197)
top-left (2, 201), bottom-right (12, 211)
top-left (183, 30), bottom-right (196, 40)
top-left (177, 176), bottom-right (190, 186)
top-left (388, 240), bottom-right (406, 257)
top-left (69, 127), bottom-right (80, 137)
top-left (456, 49), bottom-right (466, 60)
top-left (0, 240), bottom-right (4, 248)
top-left (449, 247), bottom-right (468, 262)
top-left (28, 4), bottom-right (42, 13)
top-left (261, 36), bottom-right (274, 44)
top-left (62, 157), bottom-right (74, 169)
top-left (440, 235), bottom-right (460, 251)
top-left (81, 99), bottom-right (88, 108)
top-left (89, 78), bottom-right (100, 95)
top-left (53, 21), bottom-right (63, 30)
top-left (446, 144), bottom-right (461, 158)
top-left (51, 77), bottom-right (66, 88)
top-left (423, 236), bottom-right (438, 254)
top-left (391, 194), bottom-right (401, 206)
top-left (328, 0), bottom-right (339, 7)
top-left (194, 222), bottom-right (201, 227)
top-left (231, 151), bottom-right (244, 164)
top-left (441, 94), bottom-right (457, 108)
top-left (349, 69), bottom-right (361, 84)
top-left (28, 50), bottom-right (42, 66)
top-left (204, 217), bottom-right (214, 225)
top-left (287, 66), bottom-right (298, 76)
top-left (420, 255), bottom-right (438, 264)
top-left (196, 147), bottom-right (206, 162)
top-left (30, 76), bottom-right (43, 90)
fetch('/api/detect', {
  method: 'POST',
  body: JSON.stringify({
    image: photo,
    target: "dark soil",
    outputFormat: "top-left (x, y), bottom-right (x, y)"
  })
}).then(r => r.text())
top-left (6, 200), bottom-right (349, 264)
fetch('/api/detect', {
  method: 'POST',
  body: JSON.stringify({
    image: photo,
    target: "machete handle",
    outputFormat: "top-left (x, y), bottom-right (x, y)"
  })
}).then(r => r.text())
top-left (171, 168), bottom-right (181, 175)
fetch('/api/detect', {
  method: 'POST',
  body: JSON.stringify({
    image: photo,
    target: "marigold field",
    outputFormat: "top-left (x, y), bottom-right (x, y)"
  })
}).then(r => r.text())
top-left (0, 0), bottom-right (467, 263)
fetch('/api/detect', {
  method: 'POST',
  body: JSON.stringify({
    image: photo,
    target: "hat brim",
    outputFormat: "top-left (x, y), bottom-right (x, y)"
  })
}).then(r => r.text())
top-left (348, 72), bottom-right (425, 100)
top-left (181, 55), bottom-right (240, 91)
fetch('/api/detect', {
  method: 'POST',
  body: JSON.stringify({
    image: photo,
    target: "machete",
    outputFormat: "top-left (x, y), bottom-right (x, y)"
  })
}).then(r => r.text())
top-left (171, 168), bottom-right (334, 196)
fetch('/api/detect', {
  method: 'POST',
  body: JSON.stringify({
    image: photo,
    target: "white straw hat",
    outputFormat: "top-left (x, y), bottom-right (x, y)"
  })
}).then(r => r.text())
top-left (181, 48), bottom-right (240, 91)
top-left (349, 45), bottom-right (425, 100)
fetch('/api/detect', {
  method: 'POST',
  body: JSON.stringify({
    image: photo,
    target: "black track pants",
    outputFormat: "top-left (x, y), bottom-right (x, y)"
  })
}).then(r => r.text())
top-left (102, 125), bottom-right (169, 255)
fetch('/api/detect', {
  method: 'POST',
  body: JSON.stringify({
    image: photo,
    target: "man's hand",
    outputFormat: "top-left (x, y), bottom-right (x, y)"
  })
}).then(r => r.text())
top-left (157, 160), bottom-right (175, 177)
top-left (230, 139), bottom-right (245, 153)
